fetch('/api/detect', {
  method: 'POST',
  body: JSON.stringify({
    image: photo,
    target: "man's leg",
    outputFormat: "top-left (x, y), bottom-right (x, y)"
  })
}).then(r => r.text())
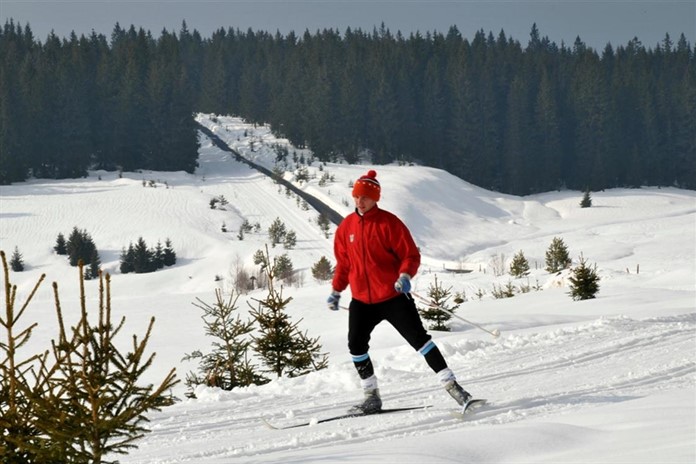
top-left (347, 299), bottom-right (383, 413)
top-left (386, 294), bottom-right (472, 406)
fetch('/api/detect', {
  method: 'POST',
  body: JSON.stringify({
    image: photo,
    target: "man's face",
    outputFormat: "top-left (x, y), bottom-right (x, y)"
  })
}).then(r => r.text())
top-left (354, 195), bottom-right (376, 215)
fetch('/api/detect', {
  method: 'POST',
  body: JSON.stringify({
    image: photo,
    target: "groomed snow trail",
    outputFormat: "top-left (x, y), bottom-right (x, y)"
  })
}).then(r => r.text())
top-left (128, 312), bottom-right (695, 463)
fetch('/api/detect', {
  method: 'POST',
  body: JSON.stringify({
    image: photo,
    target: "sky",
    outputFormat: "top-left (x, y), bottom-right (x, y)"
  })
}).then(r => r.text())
top-left (1, 113), bottom-right (694, 463)
top-left (2, 0), bottom-right (694, 50)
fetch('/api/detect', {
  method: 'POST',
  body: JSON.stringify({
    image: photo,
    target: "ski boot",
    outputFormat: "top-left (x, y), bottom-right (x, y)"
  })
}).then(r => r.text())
top-left (348, 388), bottom-right (382, 415)
top-left (444, 380), bottom-right (472, 407)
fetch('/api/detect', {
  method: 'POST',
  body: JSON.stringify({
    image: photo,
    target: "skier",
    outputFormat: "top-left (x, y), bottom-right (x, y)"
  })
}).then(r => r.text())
top-left (328, 170), bottom-right (473, 414)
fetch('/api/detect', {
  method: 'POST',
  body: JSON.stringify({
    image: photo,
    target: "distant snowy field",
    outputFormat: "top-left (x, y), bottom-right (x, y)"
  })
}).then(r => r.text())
top-left (0, 114), bottom-right (694, 463)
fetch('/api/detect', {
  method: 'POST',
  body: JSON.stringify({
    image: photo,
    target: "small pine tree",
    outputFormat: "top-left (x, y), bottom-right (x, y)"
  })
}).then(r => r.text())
top-left (568, 253), bottom-right (601, 300)
top-left (509, 250), bottom-right (530, 277)
top-left (152, 241), bottom-right (165, 270)
top-left (183, 289), bottom-right (266, 396)
top-left (119, 245), bottom-right (135, 274)
top-left (66, 227), bottom-right (82, 265)
top-left (87, 247), bottom-right (101, 280)
top-left (133, 237), bottom-right (153, 273)
top-left (54, 232), bottom-right (67, 255)
top-left (283, 230), bottom-right (297, 249)
top-left (162, 238), bottom-right (176, 266)
top-left (545, 237), bottom-right (571, 273)
top-left (275, 253), bottom-right (294, 283)
top-left (9, 246), bottom-right (24, 271)
top-left (418, 276), bottom-right (457, 331)
top-left (580, 189), bottom-right (592, 208)
top-left (241, 219), bottom-right (253, 233)
top-left (268, 217), bottom-right (287, 247)
top-left (317, 213), bottom-right (331, 238)
top-left (65, 227), bottom-right (100, 271)
top-left (253, 248), bottom-right (267, 270)
top-left (249, 246), bottom-right (329, 378)
top-left (311, 256), bottom-right (334, 281)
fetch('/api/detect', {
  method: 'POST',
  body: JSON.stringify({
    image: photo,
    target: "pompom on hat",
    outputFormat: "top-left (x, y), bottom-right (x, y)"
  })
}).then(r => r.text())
top-left (352, 170), bottom-right (381, 202)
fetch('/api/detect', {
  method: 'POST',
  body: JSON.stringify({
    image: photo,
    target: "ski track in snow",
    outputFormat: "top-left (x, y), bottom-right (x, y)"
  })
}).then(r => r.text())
top-left (127, 313), bottom-right (695, 463)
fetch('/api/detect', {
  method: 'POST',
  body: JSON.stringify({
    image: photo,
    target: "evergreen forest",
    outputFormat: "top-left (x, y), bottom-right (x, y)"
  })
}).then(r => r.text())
top-left (1, 20), bottom-right (694, 194)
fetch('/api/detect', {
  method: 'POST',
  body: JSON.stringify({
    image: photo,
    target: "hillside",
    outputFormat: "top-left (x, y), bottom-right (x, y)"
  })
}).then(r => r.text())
top-left (0, 114), bottom-right (694, 463)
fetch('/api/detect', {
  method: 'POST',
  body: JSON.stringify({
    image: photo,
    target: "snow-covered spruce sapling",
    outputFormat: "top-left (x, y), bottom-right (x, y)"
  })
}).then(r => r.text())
top-left (418, 275), bottom-right (458, 331)
top-left (568, 253), bottom-right (601, 300)
top-left (545, 236), bottom-right (571, 273)
top-left (249, 246), bottom-right (328, 378)
top-left (9, 246), bottom-right (24, 272)
top-left (580, 189), bottom-right (592, 208)
top-left (509, 250), bottom-right (530, 277)
top-left (183, 288), bottom-right (266, 396)
top-left (311, 256), bottom-right (334, 282)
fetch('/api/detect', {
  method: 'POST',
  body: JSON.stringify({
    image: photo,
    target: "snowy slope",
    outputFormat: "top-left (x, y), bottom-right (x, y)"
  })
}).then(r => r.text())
top-left (0, 114), bottom-right (694, 463)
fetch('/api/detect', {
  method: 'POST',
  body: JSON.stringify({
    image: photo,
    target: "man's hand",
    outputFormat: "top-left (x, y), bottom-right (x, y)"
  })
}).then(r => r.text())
top-left (394, 273), bottom-right (411, 293)
top-left (327, 291), bottom-right (341, 311)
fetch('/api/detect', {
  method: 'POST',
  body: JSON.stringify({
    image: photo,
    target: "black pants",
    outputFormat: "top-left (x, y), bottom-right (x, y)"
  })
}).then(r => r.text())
top-left (348, 294), bottom-right (447, 379)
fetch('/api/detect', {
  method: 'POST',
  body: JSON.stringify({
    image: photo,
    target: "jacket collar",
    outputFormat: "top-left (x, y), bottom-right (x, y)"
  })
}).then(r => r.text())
top-left (356, 204), bottom-right (380, 218)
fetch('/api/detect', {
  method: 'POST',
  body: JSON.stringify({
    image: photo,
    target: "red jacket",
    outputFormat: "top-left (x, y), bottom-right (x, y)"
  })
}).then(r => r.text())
top-left (332, 205), bottom-right (420, 304)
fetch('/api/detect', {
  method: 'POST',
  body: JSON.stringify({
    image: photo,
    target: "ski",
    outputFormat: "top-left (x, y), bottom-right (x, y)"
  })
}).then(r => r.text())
top-left (263, 405), bottom-right (431, 430)
top-left (449, 398), bottom-right (487, 419)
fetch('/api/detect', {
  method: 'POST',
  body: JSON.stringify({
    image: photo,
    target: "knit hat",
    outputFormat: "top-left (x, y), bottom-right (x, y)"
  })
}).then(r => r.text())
top-left (352, 170), bottom-right (381, 202)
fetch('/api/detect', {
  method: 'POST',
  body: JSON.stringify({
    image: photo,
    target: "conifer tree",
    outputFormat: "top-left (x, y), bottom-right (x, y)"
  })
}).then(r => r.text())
top-left (274, 253), bottom-right (295, 283)
top-left (317, 213), bottom-right (331, 238)
top-left (119, 245), bottom-right (135, 274)
top-left (580, 189), bottom-right (593, 208)
top-left (87, 247), bottom-right (101, 280)
top-left (153, 241), bottom-right (165, 269)
top-left (162, 238), bottom-right (177, 266)
top-left (133, 237), bottom-right (152, 273)
top-left (0, 252), bottom-right (178, 463)
top-left (0, 250), bottom-right (47, 462)
top-left (9, 247), bottom-right (24, 272)
top-left (418, 276), bottom-right (458, 331)
top-left (545, 237), bottom-right (572, 273)
top-left (253, 249), bottom-right (267, 269)
top-left (311, 256), bottom-right (334, 281)
top-left (249, 247), bottom-right (328, 378)
top-left (509, 250), bottom-right (530, 277)
top-left (183, 289), bottom-right (266, 396)
top-left (268, 217), bottom-right (287, 247)
top-left (65, 227), bottom-right (99, 271)
top-left (283, 230), bottom-right (297, 250)
top-left (568, 253), bottom-right (601, 300)
top-left (54, 232), bottom-right (67, 255)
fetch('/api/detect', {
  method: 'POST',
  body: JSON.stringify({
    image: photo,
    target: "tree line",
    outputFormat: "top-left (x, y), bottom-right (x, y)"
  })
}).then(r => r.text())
top-left (1, 20), bottom-right (694, 194)
top-left (0, 21), bottom-right (200, 182)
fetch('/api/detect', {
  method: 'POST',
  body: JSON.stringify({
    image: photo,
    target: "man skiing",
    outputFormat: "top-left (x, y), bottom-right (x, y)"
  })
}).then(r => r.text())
top-left (328, 169), bottom-right (473, 414)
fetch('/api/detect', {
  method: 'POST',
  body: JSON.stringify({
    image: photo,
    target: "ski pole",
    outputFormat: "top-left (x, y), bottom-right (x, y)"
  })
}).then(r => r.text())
top-left (411, 291), bottom-right (501, 338)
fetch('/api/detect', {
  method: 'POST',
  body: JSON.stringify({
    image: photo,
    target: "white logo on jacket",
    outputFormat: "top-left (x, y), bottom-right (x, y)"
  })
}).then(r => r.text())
top-left (349, 234), bottom-right (354, 243)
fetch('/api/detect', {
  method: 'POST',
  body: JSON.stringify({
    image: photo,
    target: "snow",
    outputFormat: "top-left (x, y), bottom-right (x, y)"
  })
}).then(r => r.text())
top-left (1, 113), bottom-right (694, 463)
